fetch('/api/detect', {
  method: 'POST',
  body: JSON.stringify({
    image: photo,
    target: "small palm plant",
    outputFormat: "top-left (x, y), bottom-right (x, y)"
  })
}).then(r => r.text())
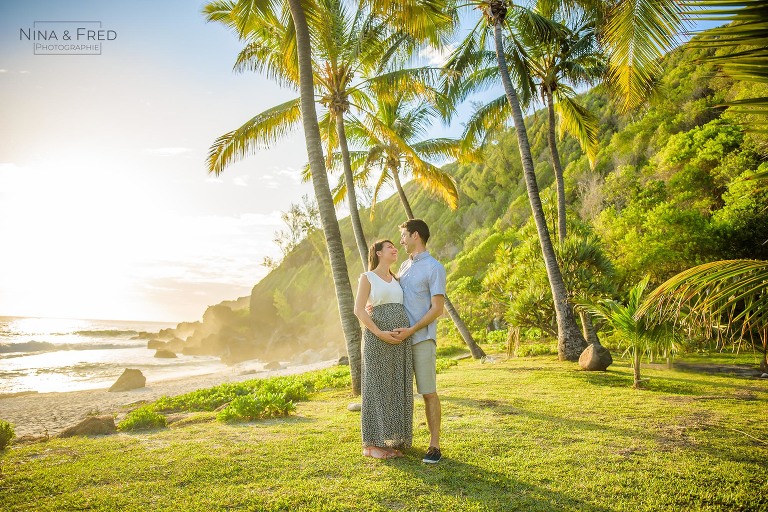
top-left (578, 277), bottom-right (680, 388)
top-left (639, 259), bottom-right (768, 371)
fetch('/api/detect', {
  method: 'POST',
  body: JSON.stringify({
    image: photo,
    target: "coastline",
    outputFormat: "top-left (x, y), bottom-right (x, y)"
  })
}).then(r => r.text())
top-left (0, 359), bottom-right (338, 438)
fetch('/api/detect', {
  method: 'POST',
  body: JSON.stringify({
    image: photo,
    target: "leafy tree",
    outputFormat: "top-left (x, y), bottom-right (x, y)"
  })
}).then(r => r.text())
top-left (446, 0), bottom-right (588, 360)
top-left (484, 216), bottom-right (616, 344)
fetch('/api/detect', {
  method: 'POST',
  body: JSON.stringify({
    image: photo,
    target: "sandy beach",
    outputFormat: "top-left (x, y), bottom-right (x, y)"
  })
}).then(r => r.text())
top-left (0, 359), bottom-right (338, 438)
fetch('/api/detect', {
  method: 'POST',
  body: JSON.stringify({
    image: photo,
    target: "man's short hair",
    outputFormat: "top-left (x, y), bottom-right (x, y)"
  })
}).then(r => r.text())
top-left (400, 219), bottom-right (430, 244)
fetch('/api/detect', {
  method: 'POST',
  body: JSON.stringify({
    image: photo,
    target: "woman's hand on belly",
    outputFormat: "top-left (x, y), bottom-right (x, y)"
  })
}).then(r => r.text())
top-left (375, 330), bottom-right (404, 345)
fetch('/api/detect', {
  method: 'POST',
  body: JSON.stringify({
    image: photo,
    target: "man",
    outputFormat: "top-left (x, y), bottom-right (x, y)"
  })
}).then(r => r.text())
top-left (393, 218), bottom-right (445, 464)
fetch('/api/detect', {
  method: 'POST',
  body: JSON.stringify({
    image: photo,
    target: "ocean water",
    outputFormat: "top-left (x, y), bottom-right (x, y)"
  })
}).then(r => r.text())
top-left (0, 316), bottom-right (230, 394)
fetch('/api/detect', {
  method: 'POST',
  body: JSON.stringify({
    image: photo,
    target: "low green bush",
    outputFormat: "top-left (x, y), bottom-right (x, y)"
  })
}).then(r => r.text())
top-left (516, 343), bottom-right (558, 357)
top-left (486, 329), bottom-right (508, 345)
top-left (435, 358), bottom-right (458, 374)
top-left (118, 407), bottom-right (168, 431)
top-left (151, 367), bottom-right (350, 415)
top-left (0, 420), bottom-right (15, 450)
top-left (217, 392), bottom-right (296, 422)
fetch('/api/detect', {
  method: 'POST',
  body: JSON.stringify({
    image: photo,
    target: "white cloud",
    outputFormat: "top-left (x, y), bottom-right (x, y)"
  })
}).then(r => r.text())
top-left (144, 147), bottom-right (192, 156)
top-left (419, 44), bottom-right (456, 66)
top-left (233, 176), bottom-right (249, 187)
top-left (0, 69), bottom-right (7, 73)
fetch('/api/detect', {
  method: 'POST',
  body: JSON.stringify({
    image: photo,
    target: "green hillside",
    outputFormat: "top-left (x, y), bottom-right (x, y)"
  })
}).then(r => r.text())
top-left (160, 38), bottom-right (768, 364)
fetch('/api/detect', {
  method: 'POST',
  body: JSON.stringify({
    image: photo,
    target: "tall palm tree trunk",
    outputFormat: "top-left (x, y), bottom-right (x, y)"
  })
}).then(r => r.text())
top-left (288, 0), bottom-right (362, 394)
top-left (492, 20), bottom-right (586, 361)
top-left (334, 112), bottom-right (369, 268)
top-left (396, 181), bottom-right (486, 359)
top-left (544, 86), bottom-right (567, 244)
top-left (391, 168), bottom-right (416, 220)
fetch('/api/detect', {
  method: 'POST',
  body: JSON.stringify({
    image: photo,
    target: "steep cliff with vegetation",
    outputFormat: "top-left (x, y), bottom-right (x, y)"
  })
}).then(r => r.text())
top-left (157, 40), bottom-right (767, 364)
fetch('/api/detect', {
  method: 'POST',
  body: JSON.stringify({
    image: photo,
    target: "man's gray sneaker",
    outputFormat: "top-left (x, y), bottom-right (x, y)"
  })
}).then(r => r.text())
top-left (422, 446), bottom-right (442, 464)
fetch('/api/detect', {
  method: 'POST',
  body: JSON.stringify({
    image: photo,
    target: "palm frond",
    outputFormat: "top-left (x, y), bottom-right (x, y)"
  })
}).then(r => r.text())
top-left (207, 97), bottom-right (302, 175)
top-left (554, 93), bottom-right (600, 168)
top-left (601, 0), bottom-right (687, 110)
top-left (639, 259), bottom-right (768, 336)
top-left (462, 94), bottom-right (510, 151)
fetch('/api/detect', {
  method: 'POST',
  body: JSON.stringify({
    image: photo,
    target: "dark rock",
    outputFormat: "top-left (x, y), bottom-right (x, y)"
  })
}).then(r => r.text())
top-left (108, 369), bottom-right (146, 392)
top-left (337, 356), bottom-right (349, 366)
top-left (58, 416), bottom-right (116, 437)
top-left (579, 343), bottom-right (613, 371)
top-left (154, 349), bottom-right (177, 358)
top-left (264, 361), bottom-right (283, 370)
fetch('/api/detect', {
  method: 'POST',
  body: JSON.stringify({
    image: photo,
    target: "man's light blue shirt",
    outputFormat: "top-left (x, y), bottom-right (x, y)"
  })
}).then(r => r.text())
top-left (398, 251), bottom-right (446, 345)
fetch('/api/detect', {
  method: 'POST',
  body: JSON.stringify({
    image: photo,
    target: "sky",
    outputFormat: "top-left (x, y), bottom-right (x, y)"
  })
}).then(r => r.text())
top-left (0, 1), bottom-right (325, 322)
top-left (0, 1), bottom-right (721, 323)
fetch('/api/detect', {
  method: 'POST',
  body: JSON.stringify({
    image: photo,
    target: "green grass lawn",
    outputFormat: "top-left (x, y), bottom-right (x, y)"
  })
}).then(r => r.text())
top-left (2, 354), bottom-right (767, 511)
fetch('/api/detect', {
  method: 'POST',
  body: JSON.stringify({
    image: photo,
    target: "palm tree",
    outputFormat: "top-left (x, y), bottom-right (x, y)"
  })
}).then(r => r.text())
top-left (204, 0), bottom-right (365, 394)
top-left (579, 278), bottom-right (680, 388)
top-left (327, 95), bottom-right (487, 359)
top-left (447, 1), bottom-right (587, 361)
top-left (205, 0), bottom-right (410, 268)
top-left (522, 12), bottom-right (603, 242)
top-left (337, 96), bottom-right (459, 219)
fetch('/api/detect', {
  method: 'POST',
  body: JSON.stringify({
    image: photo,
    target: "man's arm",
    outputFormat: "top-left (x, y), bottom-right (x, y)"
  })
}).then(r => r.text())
top-left (393, 294), bottom-right (444, 340)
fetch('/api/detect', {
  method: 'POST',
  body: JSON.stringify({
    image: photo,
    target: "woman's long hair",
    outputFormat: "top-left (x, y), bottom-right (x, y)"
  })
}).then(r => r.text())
top-left (368, 239), bottom-right (396, 276)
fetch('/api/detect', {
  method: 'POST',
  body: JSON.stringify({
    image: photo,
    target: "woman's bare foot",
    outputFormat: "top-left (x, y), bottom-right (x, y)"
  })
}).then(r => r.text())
top-left (388, 448), bottom-right (404, 458)
top-left (363, 446), bottom-right (394, 459)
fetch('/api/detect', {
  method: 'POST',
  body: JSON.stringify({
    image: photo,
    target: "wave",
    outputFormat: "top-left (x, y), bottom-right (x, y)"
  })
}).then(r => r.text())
top-left (0, 340), bottom-right (144, 355)
top-left (73, 329), bottom-right (140, 337)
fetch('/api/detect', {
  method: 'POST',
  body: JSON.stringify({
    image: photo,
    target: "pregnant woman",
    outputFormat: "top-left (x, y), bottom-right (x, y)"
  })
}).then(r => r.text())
top-left (353, 239), bottom-right (414, 459)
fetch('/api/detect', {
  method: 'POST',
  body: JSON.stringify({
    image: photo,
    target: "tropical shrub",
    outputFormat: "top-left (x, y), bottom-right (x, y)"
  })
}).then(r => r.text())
top-left (0, 420), bottom-right (15, 450)
top-left (217, 393), bottom-right (296, 422)
top-left (118, 408), bottom-right (168, 431)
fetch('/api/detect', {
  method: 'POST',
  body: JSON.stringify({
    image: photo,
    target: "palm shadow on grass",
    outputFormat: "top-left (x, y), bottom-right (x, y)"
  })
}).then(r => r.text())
top-left (388, 453), bottom-right (616, 511)
top-left (443, 396), bottom-right (767, 468)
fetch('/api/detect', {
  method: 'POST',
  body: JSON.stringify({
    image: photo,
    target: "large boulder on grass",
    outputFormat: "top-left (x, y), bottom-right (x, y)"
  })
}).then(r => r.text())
top-left (58, 416), bottom-right (116, 437)
top-left (579, 343), bottom-right (613, 371)
top-left (108, 369), bottom-right (146, 392)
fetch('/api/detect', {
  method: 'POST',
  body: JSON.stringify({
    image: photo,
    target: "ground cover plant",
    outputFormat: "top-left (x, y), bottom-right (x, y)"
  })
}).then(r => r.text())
top-left (2, 356), bottom-right (766, 511)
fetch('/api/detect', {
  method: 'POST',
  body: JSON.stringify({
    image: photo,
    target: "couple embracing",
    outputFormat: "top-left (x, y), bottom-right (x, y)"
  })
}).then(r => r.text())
top-left (353, 219), bottom-right (444, 463)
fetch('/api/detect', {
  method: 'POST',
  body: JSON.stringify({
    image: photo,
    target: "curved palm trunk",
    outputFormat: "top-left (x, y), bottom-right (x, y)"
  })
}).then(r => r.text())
top-left (544, 86), bottom-right (567, 244)
top-left (288, 0), bottom-right (362, 394)
top-left (396, 177), bottom-right (486, 359)
top-left (492, 20), bottom-right (586, 361)
top-left (334, 112), bottom-right (369, 268)
top-left (444, 296), bottom-right (486, 358)
top-left (391, 168), bottom-right (416, 220)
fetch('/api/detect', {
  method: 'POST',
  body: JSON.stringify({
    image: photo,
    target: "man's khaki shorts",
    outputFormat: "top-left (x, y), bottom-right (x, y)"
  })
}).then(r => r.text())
top-left (412, 339), bottom-right (437, 395)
